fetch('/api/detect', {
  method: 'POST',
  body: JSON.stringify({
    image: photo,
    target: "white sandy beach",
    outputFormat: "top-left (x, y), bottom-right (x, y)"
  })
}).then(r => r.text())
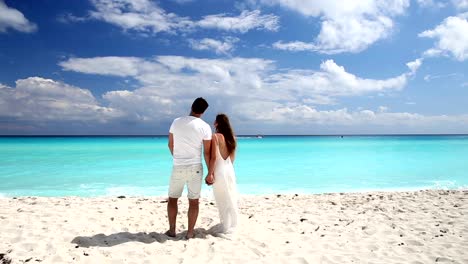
top-left (1, 190), bottom-right (467, 264)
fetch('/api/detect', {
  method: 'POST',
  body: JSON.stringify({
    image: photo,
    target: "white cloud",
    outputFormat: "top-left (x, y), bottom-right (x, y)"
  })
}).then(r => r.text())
top-left (235, 103), bottom-right (468, 131)
top-left (272, 41), bottom-right (315, 52)
top-left (417, 0), bottom-right (434, 7)
top-left (172, 0), bottom-right (194, 3)
top-left (419, 15), bottom-right (468, 61)
top-left (423, 73), bottom-right (459, 82)
top-left (264, 58), bottom-right (420, 102)
top-left (0, 0), bottom-right (37, 33)
top-left (189, 37), bottom-right (239, 55)
top-left (196, 10), bottom-right (279, 33)
top-left (5, 77), bottom-right (466, 132)
top-left (86, 0), bottom-right (278, 34)
top-left (422, 48), bottom-right (444, 57)
top-left (58, 55), bottom-right (421, 123)
top-left (60, 56), bottom-right (419, 97)
top-left (313, 14), bottom-right (394, 54)
top-left (89, 0), bottom-right (190, 34)
top-left (416, 0), bottom-right (446, 8)
top-left (57, 13), bottom-right (89, 23)
top-left (60, 57), bottom-right (144, 77)
top-left (5, 76), bottom-right (466, 133)
top-left (1, 56), bottom-right (464, 133)
top-left (379, 106), bottom-right (389, 112)
top-left (406, 58), bottom-right (423, 73)
top-left (453, 0), bottom-right (468, 10)
top-left (266, 0), bottom-right (409, 54)
top-left (103, 90), bottom-right (175, 121)
top-left (0, 77), bottom-right (122, 122)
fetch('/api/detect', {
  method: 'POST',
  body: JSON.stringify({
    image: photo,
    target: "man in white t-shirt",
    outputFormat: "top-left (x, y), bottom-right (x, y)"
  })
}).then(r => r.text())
top-left (166, 97), bottom-right (212, 239)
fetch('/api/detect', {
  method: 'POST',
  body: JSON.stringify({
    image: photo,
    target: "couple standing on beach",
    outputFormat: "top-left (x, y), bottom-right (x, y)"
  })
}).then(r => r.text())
top-left (166, 97), bottom-right (238, 239)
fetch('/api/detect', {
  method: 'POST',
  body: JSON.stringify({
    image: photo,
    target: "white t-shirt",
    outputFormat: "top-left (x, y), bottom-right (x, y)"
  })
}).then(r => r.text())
top-left (169, 116), bottom-right (212, 166)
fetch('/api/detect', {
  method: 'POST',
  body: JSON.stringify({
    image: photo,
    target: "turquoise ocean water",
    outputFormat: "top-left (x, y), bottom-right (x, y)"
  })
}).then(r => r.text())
top-left (0, 136), bottom-right (467, 197)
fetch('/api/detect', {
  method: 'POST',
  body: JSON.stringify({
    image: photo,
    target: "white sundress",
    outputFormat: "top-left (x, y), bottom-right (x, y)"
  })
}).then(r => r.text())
top-left (212, 134), bottom-right (238, 234)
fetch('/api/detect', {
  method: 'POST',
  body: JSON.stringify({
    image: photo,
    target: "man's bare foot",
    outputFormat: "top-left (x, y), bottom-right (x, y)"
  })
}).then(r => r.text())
top-left (165, 230), bottom-right (176, 237)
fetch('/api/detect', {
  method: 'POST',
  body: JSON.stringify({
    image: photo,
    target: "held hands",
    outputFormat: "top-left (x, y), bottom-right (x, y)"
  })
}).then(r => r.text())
top-left (205, 173), bottom-right (215, 186)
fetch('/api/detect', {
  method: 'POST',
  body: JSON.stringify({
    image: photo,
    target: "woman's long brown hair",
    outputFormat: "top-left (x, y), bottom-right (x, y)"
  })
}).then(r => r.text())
top-left (215, 114), bottom-right (236, 154)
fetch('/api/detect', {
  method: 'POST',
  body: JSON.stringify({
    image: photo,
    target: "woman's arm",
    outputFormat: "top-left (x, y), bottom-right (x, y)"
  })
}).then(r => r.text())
top-left (230, 150), bottom-right (236, 164)
top-left (230, 139), bottom-right (236, 164)
top-left (209, 134), bottom-right (217, 174)
top-left (205, 134), bottom-right (217, 185)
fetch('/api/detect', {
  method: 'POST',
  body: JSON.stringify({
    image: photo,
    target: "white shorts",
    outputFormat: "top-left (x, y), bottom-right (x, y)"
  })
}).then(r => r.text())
top-left (168, 164), bottom-right (203, 199)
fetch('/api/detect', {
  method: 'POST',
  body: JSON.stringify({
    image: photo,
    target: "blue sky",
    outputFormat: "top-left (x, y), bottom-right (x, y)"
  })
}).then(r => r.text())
top-left (1, 0), bottom-right (467, 135)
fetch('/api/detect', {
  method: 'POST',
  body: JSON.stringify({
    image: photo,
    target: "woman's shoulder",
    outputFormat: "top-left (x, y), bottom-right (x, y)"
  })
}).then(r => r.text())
top-left (212, 133), bottom-right (222, 140)
top-left (214, 133), bottom-right (226, 143)
top-left (214, 132), bottom-right (225, 138)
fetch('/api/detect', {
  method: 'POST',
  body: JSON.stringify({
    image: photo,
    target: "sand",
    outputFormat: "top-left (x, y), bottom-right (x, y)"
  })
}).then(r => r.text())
top-left (0, 189), bottom-right (467, 263)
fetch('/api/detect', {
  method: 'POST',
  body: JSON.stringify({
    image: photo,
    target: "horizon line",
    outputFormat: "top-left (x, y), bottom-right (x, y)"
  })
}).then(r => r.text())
top-left (1, 133), bottom-right (468, 137)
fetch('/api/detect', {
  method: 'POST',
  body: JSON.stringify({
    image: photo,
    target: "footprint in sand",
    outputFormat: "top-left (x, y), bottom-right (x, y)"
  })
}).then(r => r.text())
top-left (402, 247), bottom-right (416, 253)
top-left (406, 240), bottom-right (424, 246)
top-left (435, 257), bottom-right (453, 263)
top-left (367, 244), bottom-right (378, 251)
top-left (242, 239), bottom-right (267, 257)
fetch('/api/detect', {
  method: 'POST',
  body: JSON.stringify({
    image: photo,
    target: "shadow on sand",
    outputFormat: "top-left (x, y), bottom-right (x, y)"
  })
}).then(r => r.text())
top-left (71, 224), bottom-right (226, 248)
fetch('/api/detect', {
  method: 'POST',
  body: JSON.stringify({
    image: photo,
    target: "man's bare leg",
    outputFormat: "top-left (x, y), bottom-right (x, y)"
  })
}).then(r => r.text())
top-left (166, 197), bottom-right (178, 237)
top-left (187, 198), bottom-right (199, 239)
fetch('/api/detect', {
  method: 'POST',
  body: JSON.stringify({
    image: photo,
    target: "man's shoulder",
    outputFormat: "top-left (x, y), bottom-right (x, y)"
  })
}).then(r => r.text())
top-left (198, 118), bottom-right (209, 125)
top-left (170, 117), bottom-right (185, 131)
top-left (172, 116), bottom-right (188, 124)
top-left (197, 119), bottom-right (211, 128)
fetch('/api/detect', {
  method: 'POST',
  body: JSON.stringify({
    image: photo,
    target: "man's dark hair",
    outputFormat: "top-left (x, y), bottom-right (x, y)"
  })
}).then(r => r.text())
top-left (191, 97), bottom-right (209, 114)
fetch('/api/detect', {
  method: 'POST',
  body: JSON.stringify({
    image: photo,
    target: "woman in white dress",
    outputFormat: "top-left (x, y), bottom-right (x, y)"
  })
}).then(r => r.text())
top-left (205, 114), bottom-right (238, 234)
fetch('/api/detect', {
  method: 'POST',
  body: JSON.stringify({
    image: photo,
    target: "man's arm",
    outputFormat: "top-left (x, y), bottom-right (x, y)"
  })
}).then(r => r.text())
top-left (203, 139), bottom-right (212, 171)
top-left (168, 133), bottom-right (174, 156)
top-left (205, 136), bottom-right (217, 185)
